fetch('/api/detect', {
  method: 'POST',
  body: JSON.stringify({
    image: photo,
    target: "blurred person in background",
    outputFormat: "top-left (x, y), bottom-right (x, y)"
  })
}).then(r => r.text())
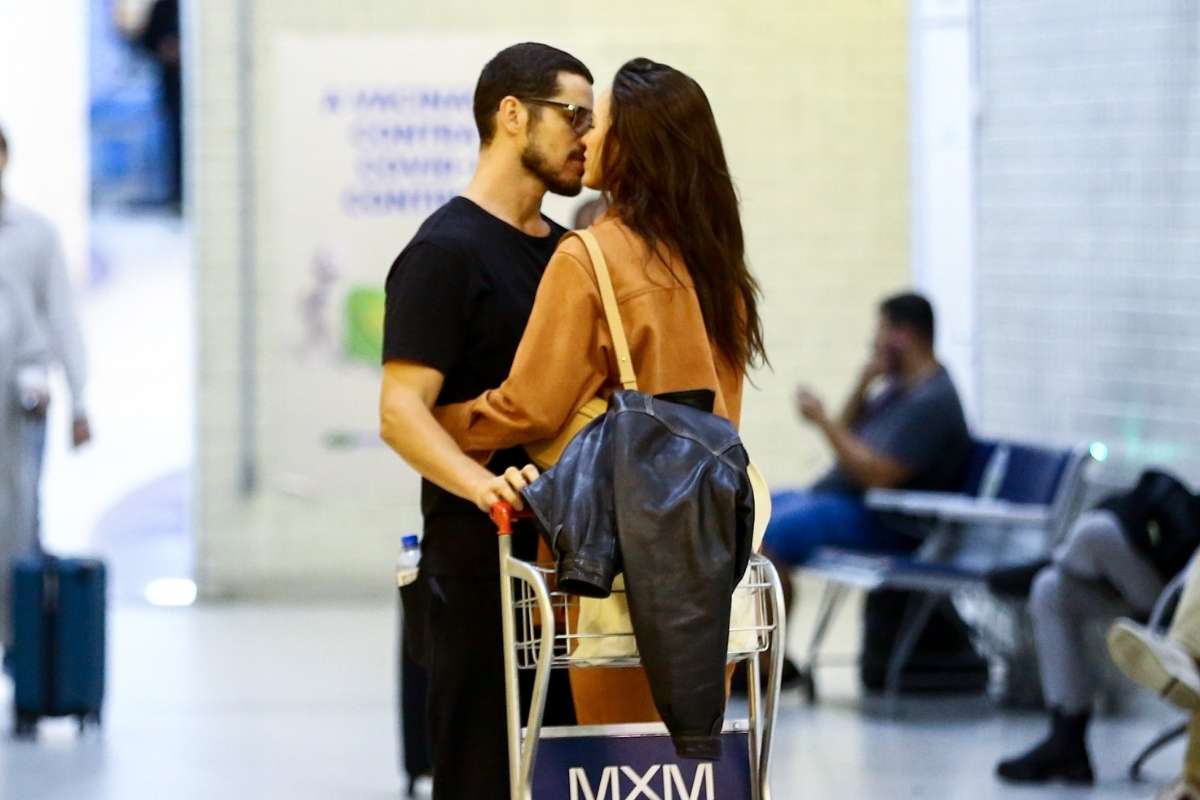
top-left (378, 43), bottom-right (592, 799)
top-left (1109, 552), bottom-right (1200, 800)
top-left (995, 470), bottom-right (1200, 786)
top-left (571, 195), bottom-right (607, 229)
top-left (0, 125), bottom-right (93, 545)
top-left (0, 268), bottom-right (47, 673)
top-left (134, 0), bottom-right (183, 208)
top-left (762, 293), bottom-right (971, 675)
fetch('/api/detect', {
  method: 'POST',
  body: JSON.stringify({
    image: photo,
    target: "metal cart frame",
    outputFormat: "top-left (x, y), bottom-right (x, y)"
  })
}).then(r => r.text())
top-left (491, 502), bottom-right (786, 800)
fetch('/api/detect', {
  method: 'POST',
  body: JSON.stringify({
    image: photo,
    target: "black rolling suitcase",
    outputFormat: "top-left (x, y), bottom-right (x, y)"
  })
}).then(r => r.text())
top-left (11, 556), bottom-right (107, 738)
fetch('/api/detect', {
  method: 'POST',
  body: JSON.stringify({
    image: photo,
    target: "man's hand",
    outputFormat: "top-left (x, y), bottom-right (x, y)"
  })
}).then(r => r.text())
top-left (469, 464), bottom-right (540, 513)
top-left (157, 37), bottom-right (181, 66)
top-left (22, 392), bottom-right (49, 420)
top-left (860, 351), bottom-right (888, 385)
top-left (795, 387), bottom-right (828, 427)
top-left (72, 416), bottom-right (92, 449)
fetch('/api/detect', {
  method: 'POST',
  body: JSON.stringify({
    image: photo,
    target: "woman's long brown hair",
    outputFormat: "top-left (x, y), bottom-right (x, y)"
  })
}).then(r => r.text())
top-left (600, 58), bottom-right (767, 370)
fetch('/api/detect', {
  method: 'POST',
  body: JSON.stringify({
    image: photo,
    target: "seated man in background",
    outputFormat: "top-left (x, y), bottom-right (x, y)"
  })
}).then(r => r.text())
top-left (1107, 497), bottom-right (1200, 800)
top-left (764, 292), bottom-right (972, 601)
top-left (995, 470), bottom-right (1200, 787)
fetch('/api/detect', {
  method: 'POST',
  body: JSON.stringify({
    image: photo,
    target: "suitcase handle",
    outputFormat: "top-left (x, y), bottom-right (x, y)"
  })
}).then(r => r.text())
top-left (41, 558), bottom-right (61, 713)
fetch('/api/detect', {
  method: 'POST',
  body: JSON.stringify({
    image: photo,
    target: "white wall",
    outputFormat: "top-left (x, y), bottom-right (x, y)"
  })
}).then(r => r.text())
top-left (910, 0), bottom-right (978, 419)
top-left (976, 0), bottom-right (1200, 483)
top-left (0, 0), bottom-right (90, 285)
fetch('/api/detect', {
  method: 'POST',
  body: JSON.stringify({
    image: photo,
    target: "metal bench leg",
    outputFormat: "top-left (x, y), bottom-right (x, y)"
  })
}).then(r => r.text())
top-left (798, 582), bottom-right (848, 703)
top-left (884, 593), bottom-right (940, 716)
top-left (1130, 721), bottom-right (1189, 782)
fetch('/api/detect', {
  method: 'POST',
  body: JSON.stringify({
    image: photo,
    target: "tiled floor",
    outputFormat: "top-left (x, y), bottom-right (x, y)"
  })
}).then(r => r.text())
top-left (0, 602), bottom-right (1185, 800)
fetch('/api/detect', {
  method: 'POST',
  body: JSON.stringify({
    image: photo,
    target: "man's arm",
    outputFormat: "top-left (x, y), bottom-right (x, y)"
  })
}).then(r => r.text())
top-left (798, 389), bottom-right (911, 490)
top-left (820, 420), bottom-right (911, 489)
top-left (379, 360), bottom-right (534, 511)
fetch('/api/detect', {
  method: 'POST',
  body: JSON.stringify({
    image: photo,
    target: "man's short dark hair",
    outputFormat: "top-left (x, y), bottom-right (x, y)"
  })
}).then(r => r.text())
top-left (880, 292), bottom-right (935, 345)
top-left (473, 43), bottom-right (592, 145)
top-left (0, 124), bottom-right (7, 155)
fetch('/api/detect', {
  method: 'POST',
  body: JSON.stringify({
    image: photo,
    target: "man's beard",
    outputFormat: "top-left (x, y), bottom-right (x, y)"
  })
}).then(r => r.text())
top-left (521, 139), bottom-right (583, 197)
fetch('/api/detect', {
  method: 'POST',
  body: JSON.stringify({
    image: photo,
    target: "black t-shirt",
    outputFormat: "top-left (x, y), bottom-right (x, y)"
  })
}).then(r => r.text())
top-left (383, 196), bottom-right (566, 576)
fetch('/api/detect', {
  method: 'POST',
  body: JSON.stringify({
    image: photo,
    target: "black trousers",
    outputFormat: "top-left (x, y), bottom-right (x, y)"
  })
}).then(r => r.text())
top-left (402, 571), bottom-right (574, 800)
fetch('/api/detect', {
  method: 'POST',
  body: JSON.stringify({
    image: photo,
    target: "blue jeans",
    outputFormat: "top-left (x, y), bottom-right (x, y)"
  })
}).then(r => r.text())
top-left (763, 490), bottom-right (913, 567)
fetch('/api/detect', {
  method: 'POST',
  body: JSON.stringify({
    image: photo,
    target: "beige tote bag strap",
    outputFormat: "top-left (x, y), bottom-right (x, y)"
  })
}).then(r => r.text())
top-left (575, 230), bottom-right (638, 391)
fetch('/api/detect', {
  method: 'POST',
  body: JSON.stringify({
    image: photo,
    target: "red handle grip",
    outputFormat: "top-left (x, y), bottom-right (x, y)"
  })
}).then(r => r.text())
top-left (491, 502), bottom-right (515, 536)
top-left (491, 502), bottom-right (533, 536)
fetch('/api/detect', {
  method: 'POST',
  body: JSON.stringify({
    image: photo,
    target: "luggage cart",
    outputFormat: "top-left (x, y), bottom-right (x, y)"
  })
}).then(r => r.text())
top-left (492, 502), bottom-right (786, 800)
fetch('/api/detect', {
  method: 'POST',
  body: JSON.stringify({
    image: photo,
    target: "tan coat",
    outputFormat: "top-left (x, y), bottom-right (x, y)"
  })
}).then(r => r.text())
top-left (434, 215), bottom-right (744, 451)
top-left (436, 214), bottom-right (747, 724)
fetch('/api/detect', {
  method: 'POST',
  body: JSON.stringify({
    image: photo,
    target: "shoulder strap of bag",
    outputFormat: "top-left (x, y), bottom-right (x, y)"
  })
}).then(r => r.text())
top-left (575, 229), bottom-right (638, 391)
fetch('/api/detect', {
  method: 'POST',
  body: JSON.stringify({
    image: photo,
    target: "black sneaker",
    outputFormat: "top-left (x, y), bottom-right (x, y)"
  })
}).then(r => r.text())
top-left (996, 710), bottom-right (1094, 785)
top-left (996, 740), bottom-right (1094, 785)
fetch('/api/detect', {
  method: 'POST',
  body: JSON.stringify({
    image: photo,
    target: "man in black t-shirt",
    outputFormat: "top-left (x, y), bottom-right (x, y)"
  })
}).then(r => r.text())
top-left (379, 43), bottom-right (594, 800)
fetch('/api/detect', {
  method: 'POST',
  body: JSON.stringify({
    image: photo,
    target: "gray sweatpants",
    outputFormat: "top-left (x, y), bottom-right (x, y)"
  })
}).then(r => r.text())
top-left (1032, 510), bottom-right (1165, 713)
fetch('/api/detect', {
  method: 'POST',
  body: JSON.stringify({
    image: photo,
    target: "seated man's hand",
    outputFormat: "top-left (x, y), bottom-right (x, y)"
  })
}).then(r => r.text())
top-left (72, 415), bottom-right (93, 449)
top-left (860, 351), bottom-right (889, 385)
top-left (795, 387), bottom-right (828, 427)
top-left (471, 464), bottom-right (541, 513)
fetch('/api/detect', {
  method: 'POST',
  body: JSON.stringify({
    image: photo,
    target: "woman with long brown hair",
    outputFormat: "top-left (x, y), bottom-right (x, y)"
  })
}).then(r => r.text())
top-left (434, 57), bottom-right (767, 723)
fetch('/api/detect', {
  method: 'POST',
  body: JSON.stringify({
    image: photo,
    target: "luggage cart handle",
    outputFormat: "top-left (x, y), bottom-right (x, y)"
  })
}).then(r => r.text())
top-left (490, 502), bottom-right (532, 537)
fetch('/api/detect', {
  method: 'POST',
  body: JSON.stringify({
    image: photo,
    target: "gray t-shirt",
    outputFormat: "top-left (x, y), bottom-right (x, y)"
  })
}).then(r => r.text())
top-left (813, 366), bottom-right (971, 496)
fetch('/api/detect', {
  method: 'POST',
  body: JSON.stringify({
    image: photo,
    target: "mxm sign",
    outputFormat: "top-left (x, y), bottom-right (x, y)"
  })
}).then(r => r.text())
top-left (569, 763), bottom-right (714, 800)
top-left (533, 728), bottom-right (752, 800)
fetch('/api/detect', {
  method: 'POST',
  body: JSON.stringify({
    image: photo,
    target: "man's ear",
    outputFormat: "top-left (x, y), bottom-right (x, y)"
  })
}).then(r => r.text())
top-left (496, 96), bottom-right (527, 139)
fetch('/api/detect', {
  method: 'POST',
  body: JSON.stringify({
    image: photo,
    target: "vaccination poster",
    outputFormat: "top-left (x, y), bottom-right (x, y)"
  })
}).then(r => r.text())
top-left (264, 35), bottom-right (514, 525)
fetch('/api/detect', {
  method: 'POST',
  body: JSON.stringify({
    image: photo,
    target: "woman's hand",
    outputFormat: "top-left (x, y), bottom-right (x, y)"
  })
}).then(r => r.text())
top-left (471, 464), bottom-right (541, 513)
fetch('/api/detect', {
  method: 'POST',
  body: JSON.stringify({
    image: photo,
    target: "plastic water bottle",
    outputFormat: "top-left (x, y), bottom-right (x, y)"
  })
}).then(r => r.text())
top-left (980, 446), bottom-right (1011, 499)
top-left (396, 534), bottom-right (421, 588)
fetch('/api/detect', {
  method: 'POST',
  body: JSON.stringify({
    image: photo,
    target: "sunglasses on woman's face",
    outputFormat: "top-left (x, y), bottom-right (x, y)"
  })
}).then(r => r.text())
top-left (519, 98), bottom-right (594, 135)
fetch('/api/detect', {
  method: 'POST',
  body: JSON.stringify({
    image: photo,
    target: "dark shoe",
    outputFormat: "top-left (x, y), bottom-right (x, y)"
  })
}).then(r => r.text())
top-left (996, 709), bottom-right (1094, 784)
top-left (987, 559), bottom-right (1052, 599)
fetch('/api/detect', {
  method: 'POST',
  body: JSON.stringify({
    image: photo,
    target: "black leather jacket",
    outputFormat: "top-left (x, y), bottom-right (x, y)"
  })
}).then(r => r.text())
top-left (523, 390), bottom-right (757, 760)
